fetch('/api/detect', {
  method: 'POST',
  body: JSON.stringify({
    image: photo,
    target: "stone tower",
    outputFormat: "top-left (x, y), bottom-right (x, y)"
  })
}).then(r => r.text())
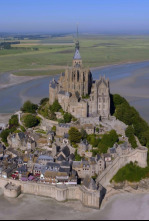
top-left (59, 39), bottom-right (92, 97)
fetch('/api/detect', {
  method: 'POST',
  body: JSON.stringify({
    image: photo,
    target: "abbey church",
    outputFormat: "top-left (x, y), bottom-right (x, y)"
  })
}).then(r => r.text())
top-left (49, 39), bottom-right (111, 119)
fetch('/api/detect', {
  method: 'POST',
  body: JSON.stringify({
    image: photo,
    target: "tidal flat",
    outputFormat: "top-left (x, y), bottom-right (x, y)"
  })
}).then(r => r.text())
top-left (1, 61), bottom-right (149, 122)
top-left (0, 191), bottom-right (148, 220)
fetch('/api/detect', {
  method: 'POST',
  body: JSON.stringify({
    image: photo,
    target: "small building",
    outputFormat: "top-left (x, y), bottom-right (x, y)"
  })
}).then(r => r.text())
top-left (37, 155), bottom-right (54, 165)
top-left (56, 124), bottom-right (71, 137)
top-left (116, 142), bottom-right (132, 156)
top-left (83, 124), bottom-right (95, 135)
top-left (108, 147), bottom-right (118, 158)
top-left (47, 131), bottom-right (55, 144)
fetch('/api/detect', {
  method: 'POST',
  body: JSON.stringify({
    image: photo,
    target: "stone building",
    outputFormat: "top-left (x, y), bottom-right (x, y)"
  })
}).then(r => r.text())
top-left (49, 40), bottom-right (110, 119)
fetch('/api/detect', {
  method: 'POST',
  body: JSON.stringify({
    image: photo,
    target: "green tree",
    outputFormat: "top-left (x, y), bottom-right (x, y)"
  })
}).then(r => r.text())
top-left (24, 114), bottom-right (40, 128)
top-left (40, 98), bottom-right (49, 106)
top-left (80, 128), bottom-right (87, 140)
top-left (112, 93), bottom-right (149, 147)
top-left (75, 150), bottom-right (82, 161)
top-left (125, 126), bottom-right (137, 148)
top-left (68, 127), bottom-right (82, 144)
top-left (52, 126), bottom-right (56, 133)
top-left (21, 101), bottom-right (38, 114)
top-left (63, 112), bottom-right (72, 123)
top-left (49, 100), bottom-right (62, 113)
top-left (96, 128), bottom-right (99, 133)
top-left (0, 129), bottom-right (10, 144)
top-left (9, 115), bottom-right (19, 129)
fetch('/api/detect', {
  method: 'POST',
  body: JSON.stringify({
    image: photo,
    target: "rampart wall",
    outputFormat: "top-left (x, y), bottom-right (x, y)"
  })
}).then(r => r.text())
top-left (0, 178), bottom-right (101, 209)
top-left (97, 147), bottom-right (148, 187)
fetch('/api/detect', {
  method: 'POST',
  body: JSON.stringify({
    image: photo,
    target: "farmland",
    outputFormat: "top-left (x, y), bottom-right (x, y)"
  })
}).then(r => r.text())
top-left (1, 34), bottom-right (149, 76)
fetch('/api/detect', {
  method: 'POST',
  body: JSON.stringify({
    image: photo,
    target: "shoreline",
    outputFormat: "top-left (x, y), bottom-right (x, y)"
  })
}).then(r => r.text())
top-left (90, 59), bottom-right (149, 71)
top-left (1, 59), bottom-right (149, 91)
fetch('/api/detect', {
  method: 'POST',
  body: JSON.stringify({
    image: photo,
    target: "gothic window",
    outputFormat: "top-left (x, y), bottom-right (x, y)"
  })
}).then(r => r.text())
top-left (77, 70), bottom-right (79, 82)
top-left (92, 96), bottom-right (94, 100)
top-left (83, 73), bottom-right (85, 81)
top-left (99, 105), bottom-right (101, 109)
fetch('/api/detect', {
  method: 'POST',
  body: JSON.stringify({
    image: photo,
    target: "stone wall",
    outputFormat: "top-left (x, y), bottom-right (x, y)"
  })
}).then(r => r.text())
top-left (97, 147), bottom-right (148, 188)
top-left (0, 178), bottom-right (101, 209)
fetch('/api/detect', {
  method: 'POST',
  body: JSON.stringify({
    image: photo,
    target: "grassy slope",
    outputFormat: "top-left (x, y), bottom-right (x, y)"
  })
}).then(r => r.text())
top-left (1, 35), bottom-right (149, 75)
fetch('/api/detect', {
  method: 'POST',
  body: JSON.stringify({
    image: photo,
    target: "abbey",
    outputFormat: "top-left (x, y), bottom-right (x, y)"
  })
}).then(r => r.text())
top-left (49, 40), bottom-right (111, 119)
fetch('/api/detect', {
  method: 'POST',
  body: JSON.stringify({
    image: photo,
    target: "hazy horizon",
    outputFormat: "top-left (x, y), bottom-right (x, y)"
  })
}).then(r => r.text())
top-left (1, 0), bottom-right (149, 34)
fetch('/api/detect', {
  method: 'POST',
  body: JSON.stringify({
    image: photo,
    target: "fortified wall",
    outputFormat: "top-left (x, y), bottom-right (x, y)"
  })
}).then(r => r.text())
top-left (0, 178), bottom-right (102, 209)
top-left (97, 147), bottom-right (148, 187)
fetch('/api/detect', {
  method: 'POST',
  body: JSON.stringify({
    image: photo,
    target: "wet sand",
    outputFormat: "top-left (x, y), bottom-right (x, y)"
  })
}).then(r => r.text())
top-left (0, 114), bottom-right (11, 124)
top-left (0, 73), bottom-right (46, 90)
top-left (0, 191), bottom-right (149, 220)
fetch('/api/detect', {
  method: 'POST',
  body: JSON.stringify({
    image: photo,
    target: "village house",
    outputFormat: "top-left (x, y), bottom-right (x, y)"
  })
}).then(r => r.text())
top-left (116, 142), bottom-right (132, 156)
top-left (37, 155), bottom-right (54, 165)
top-left (72, 155), bottom-right (106, 179)
top-left (7, 132), bottom-right (36, 151)
top-left (56, 146), bottom-right (71, 163)
top-left (56, 124), bottom-right (71, 137)
top-left (47, 131), bottom-right (55, 144)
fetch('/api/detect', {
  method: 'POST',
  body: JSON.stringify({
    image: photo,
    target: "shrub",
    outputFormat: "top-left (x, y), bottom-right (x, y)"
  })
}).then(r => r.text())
top-left (75, 150), bottom-right (82, 161)
top-left (49, 100), bottom-right (62, 113)
top-left (0, 129), bottom-right (10, 144)
top-left (40, 98), bottom-right (49, 106)
top-left (52, 126), bottom-right (56, 133)
top-left (112, 94), bottom-right (149, 147)
top-left (112, 161), bottom-right (149, 183)
top-left (125, 126), bottom-right (137, 148)
top-left (69, 127), bottom-right (82, 144)
top-left (24, 114), bottom-right (40, 128)
top-left (63, 112), bottom-right (72, 123)
top-left (9, 115), bottom-right (19, 129)
top-left (20, 126), bottom-right (26, 132)
top-left (21, 101), bottom-right (38, 114)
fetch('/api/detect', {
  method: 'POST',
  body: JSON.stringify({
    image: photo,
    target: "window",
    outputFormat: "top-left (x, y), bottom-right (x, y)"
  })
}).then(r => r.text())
top-left (77, 71), bottom-right (79, 81)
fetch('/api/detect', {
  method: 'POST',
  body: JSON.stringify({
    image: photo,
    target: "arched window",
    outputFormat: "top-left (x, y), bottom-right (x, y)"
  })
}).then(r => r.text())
top-left (83, 73), bottom-right (85, 81)
top-left (77, 70), bottom-right (79, 82)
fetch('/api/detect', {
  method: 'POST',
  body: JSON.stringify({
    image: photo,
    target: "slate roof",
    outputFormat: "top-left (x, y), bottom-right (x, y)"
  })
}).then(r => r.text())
top-left (83, 175), bottom-right (97, 191)
top-left (38, 155), bottom-right (54, 161)
top-left (59, 124), bottom-right (70, 128)
top-left (18, 132), bottom-right (26, 140)
top-left (50, 79), bottom-right (59, 89)
top-left (109, 147), bottom-right (116, 154)
top-left (58, 91), bottom-right (71, 97)
top-left (73, 49), bottom-right (81, 60)
top-left (56, 154), bottom-right (66, 162)
top-left (59, 167), bottom-right (70, 175)
top-left (69, 153), bottom-right (75, 161)
top-left (46, 162), bottom-right (60, 170)
top-left (17, 165), bottom-right (27, 174)
top-left (62, 146), bottom-right (70, 158)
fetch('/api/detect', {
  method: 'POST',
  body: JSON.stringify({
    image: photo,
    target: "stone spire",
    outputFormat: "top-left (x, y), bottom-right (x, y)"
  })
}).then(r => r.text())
top-left (73, 25), bottom-right (82, 68)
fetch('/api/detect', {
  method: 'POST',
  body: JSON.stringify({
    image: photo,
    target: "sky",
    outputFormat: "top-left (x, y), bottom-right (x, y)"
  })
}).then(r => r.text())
top-left (0, 0), bottom-right (149, 34)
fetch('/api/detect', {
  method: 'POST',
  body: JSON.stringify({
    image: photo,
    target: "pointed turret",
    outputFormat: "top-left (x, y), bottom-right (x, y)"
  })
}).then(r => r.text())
top-left (73, 26), bottom-right (82, 68)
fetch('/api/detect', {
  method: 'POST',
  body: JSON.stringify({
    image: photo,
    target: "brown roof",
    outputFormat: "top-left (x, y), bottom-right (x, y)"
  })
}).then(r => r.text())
top-left (44, 171), bottom-right (68, 178)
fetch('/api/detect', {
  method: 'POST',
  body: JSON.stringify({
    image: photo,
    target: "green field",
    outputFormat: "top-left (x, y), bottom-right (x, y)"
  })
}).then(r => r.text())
top-left (1, 34), bottom-right (149, 76)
